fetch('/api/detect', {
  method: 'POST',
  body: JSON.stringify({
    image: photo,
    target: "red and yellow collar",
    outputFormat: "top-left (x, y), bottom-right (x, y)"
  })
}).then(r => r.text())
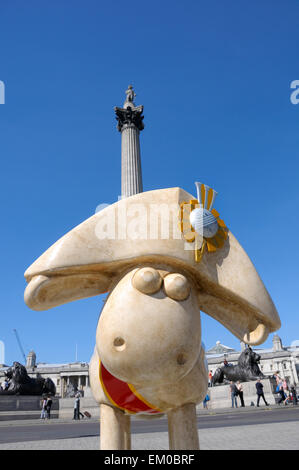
top-left (99, 360), bottom-right (162, 415)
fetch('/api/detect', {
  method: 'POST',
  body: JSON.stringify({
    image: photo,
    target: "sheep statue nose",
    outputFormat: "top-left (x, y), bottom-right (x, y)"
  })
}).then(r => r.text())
top-left (96, 267), bottom-right (202, 387)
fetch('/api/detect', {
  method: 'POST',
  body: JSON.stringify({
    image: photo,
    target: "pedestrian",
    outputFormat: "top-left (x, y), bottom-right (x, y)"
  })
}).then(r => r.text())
top-left (282, 380), bottom-right (290, 405)
top-left (230, 381), bottom-right (238, 408)
top-left (73, 394), bottom-right (80, 419)
top-left (208, 371), bottom-right (213, 387)
top-left (255, 379), bottom-right (269, 407)
top-left (73, 393), bottom-right (84, 419)
top-left (275, 379), bottom-right (282, 393)
top-left (282, 378), bottom-right (288, 393)
top-left (273, 371), bottom-right (281, 385)
top-left (223, 358), bottom-right (229, 367)
top-left (203, 394), bottom-right (210, 409)
top-left (290, 385), bottom-right (298, 406)
top-left (46, 396), bottom-right (53, 419)
top-left (284, 391), bottom-right (291, 406)
top-left (40, 396), bottom-right (47, 420)
top-left (236, 381), bottom-right (245, 407)
top-left (277, 382), bottom-right (286, 405)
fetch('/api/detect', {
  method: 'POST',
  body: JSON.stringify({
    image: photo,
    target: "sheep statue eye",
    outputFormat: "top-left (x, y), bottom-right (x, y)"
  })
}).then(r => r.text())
top-left (164, 273), bottom-right (190, 301)
top-left (132, 267), bottom-right (162, 294)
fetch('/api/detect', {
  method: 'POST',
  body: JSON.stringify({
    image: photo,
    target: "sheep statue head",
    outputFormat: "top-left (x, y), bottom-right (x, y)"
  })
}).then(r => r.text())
top-left (24, 185), bottom-right (280, 449)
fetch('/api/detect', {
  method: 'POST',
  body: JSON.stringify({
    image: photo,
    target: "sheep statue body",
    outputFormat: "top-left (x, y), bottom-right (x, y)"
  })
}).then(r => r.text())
top-left (24, 187), bottom-right (280, 449)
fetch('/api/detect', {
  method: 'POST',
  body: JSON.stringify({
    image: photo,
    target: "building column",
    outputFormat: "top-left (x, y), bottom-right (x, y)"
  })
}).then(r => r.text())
top-left (290, 358), bottom-right (298, 384)
top-left (61, 377), bottom-right (64, 397)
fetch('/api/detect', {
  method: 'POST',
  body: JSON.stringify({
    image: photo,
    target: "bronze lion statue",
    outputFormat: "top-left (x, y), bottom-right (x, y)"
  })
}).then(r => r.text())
top-left (1, 361), bottom-right (56, 396)
top-left (211, 347), bottom-right (265, 385)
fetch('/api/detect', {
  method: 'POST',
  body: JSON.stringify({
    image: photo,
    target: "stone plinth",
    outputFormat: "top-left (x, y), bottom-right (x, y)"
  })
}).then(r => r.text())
top-left (58, 396), bottom-right (99, 419)
top-left (198, 378), bottom-right (277, 409)
top-left (0, 395), bottom-right (98, 421)
top-left (0, 395), bottom-right (59, 421)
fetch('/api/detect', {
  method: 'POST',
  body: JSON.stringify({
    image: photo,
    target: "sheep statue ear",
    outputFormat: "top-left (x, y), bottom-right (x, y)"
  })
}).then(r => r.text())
top-left (24, 187), bottom-right (280, 345)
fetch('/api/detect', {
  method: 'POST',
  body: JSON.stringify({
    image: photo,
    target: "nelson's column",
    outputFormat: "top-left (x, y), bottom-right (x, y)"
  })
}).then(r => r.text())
top-left (114, 85), bottom-right (144, 198)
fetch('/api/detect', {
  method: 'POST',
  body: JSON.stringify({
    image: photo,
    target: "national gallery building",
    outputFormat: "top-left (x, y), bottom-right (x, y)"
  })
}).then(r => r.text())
top-left (0, 351), bottom-right (90, 398)
top-left (1, 334), bottom-right (298, 396)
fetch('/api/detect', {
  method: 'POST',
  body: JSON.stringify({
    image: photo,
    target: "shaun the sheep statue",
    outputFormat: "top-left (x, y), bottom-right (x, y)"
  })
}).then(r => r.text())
top-left (24, 184), bottom-right (280, 450)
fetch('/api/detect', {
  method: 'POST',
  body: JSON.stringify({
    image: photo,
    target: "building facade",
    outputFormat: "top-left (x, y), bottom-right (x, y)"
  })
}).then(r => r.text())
top-left (0, 355), bottom-right (90, 397)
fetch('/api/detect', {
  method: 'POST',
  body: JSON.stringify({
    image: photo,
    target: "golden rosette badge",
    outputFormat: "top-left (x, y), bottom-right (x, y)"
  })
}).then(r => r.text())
top-left (180, 182), bottom-right (228, 262)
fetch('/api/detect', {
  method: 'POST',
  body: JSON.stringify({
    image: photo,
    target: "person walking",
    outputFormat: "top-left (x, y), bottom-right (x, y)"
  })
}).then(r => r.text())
top-left (236, 381), bottom-right (245, 407)
top-left (208, 371), bottom-right (213, 387)
top-left (256, 379), bottom-right (269, 407)
top-left (73, 393), bottom-right (84, 419)
top-left (290, 385), bottom-right (298, 406)
top-left (45, 396), bottom-right (53, 420)
top-left (282, 378), bottom-right (288, 394)
top-left (277, 381), bottom-right (286, 405)
top-left (73, 394), bottom-right (80, 420)
top-left (230, 381), bottom-right (238, 408)
top-left (203, 394), bottom-right (210, 409)
top-left (40, 396), bottom-right (47, 420)
top-left (284, 391), bottom-right (291, 405)
top-left (280, 381), bottom-right (290, 405)
top-left (273, 371), bottom-right (281, 385)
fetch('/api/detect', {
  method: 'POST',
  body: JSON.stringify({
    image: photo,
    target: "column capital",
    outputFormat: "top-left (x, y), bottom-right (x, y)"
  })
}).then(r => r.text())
top-left (114, 105), bottom-right (144, 132)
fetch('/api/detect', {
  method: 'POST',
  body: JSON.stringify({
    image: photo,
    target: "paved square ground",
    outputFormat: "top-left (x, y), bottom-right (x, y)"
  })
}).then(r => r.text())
top-left (0, 421), bottom-right (298, 450)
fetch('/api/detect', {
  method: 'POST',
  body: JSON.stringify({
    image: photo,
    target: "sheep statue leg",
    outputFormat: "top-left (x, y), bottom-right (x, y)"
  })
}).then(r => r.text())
top-left (100, 404), bottom-right (131, 450)
top-left (167, 403), bottom-right (199, 450)
top-left (123, 414), bottom-right (131, 450)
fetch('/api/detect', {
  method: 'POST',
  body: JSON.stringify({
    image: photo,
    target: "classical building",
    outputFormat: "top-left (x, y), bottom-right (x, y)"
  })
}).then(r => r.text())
top-left (0, 354), bottom-right (90, 397)
top-left (1, 334), bottom-right (298, 396)
top-left (206, 335), bottom-right (299, 386)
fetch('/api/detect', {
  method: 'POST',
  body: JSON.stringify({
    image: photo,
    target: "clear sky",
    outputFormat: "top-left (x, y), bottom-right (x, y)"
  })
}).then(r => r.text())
top-left (0, 1), bottom-right (299, 365)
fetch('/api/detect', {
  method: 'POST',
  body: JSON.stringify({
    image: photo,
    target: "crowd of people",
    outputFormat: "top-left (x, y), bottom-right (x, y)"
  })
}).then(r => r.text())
top-left (273, 371), bottom-right (298, 406)
top-left (40, 392), bottom-right (90, 420)
top-left (204, 369), bottom-right (298, 409)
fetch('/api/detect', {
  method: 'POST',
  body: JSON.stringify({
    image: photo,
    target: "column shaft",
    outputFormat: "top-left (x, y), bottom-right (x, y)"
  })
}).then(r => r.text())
top-left (121, 125), bottom-right (143, 198)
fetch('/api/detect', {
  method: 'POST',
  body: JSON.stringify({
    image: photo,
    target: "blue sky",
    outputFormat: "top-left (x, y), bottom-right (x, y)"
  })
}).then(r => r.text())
top-left (0, 1), bottom-right (299, 365)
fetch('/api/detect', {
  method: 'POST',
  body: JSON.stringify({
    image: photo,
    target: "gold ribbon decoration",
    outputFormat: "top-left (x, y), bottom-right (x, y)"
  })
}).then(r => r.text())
top-left (179, 183), bottom-right (228, 262)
